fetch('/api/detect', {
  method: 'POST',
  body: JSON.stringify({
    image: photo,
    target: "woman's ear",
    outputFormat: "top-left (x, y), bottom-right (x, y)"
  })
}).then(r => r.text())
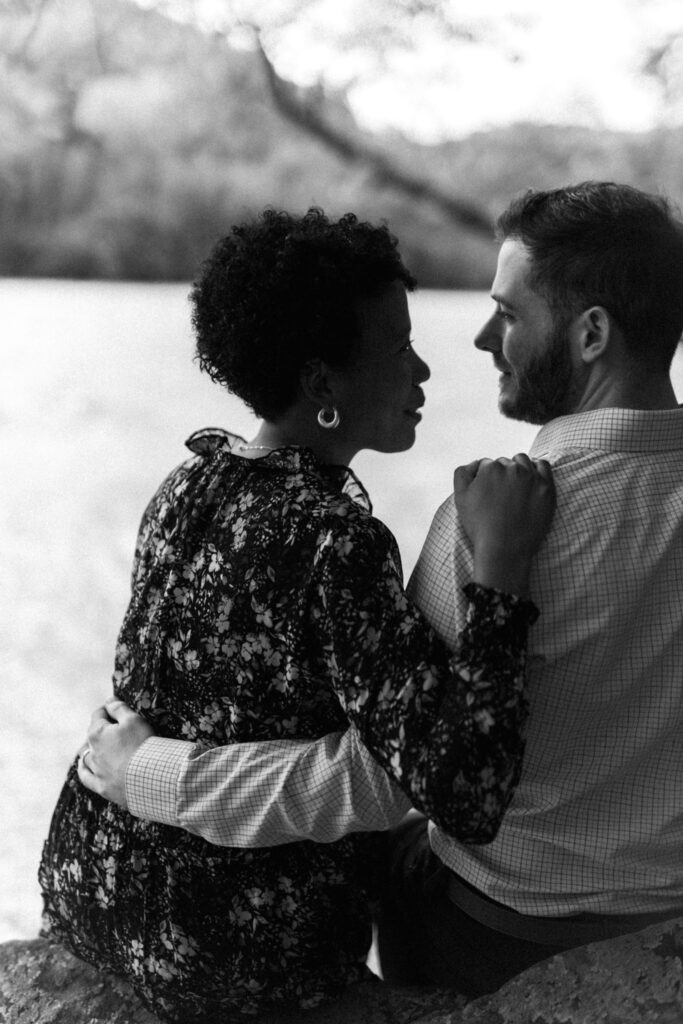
top-left (570, 306), bottom-right (614, 365)
top-left (299, 358), bottom-right (335, 407)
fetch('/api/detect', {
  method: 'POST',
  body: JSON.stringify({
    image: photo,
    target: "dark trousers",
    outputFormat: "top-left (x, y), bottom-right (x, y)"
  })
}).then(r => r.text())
top-left (376, 815), bottom-right (566, 997)
top-left (376, 815), bottom-right (677, 999)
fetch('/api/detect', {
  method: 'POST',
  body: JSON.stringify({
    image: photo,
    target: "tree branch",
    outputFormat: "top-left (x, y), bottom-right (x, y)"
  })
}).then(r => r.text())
top-left (9, 0), bottom-right (52, 62)
top-left (253, 30), bottom-right (494, 237)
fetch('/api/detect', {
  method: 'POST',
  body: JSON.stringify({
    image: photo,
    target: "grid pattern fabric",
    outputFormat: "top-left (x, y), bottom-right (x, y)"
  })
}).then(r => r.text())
top-left (410, 406), bottom-right (683, 916)
top-left (128, 728), bottom-right (411, 847)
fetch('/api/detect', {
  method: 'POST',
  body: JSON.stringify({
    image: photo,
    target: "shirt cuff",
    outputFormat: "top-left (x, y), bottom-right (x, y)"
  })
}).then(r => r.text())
top-left (126, 736), bottom-right (196, 826)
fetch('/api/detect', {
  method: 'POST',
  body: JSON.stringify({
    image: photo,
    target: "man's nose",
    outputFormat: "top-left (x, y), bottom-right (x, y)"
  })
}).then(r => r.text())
top-left (473, 313), bottom-right (502, 352)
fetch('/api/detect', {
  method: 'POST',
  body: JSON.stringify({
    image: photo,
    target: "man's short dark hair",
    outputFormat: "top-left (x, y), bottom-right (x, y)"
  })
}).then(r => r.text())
top-left (191, 207), bottom-right (415, 420)
top-left (497, 182), bottom-right (683, 370)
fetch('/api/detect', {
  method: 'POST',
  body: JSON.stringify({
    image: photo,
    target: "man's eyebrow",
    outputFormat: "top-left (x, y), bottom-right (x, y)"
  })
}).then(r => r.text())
top-left (491, 292), bottom-right (518, 311)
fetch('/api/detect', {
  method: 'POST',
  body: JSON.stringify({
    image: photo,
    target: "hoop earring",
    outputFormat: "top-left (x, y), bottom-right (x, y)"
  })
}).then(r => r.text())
top-left (317, 406), bottom-right (340, 430)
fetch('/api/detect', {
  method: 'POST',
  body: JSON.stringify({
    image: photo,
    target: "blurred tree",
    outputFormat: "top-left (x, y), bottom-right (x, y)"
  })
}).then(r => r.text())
top-left (119, 0), bottom-right (515, 235)
top-left (643, 31), bottom-right (683, 119)
top-left (0, 0), bottom-right (503, 280)
top-left (127, 0), bottom-right (682, 228)
top-left (250, 29), bottom-right (492, 235)
top-left (0, 0), bottom-right (681, 283)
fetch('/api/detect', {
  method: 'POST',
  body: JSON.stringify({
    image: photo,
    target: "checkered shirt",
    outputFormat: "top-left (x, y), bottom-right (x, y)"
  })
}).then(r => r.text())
top-left (127, 727), bottom-right (411, 846)
top-left (413, 406), bottom-right (683, 916)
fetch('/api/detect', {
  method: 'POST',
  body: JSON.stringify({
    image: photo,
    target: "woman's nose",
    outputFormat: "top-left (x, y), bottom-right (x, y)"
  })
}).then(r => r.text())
top-left (412, 349), bottom-right (430, 383)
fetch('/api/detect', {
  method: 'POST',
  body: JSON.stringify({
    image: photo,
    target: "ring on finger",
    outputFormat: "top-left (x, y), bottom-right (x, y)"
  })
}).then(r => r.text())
top-left (81, 747), bottom-right (93, 772)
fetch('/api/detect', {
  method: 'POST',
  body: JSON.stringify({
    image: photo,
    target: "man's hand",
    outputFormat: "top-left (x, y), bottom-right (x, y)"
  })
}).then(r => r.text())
top-left (77, 698), bottom-right (155, 810)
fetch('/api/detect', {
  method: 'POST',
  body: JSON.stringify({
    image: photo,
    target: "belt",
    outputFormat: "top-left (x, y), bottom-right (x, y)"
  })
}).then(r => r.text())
top-left (445, 872), bottom-right (683, 947)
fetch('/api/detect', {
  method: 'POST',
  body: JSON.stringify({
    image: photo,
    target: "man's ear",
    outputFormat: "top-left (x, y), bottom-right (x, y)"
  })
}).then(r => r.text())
top-left (570, 306), bottom-right (613, 365)
top-left (299, 358), bottom-right (335, 407)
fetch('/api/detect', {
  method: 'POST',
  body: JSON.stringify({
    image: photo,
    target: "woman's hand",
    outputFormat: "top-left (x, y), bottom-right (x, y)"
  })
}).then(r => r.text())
top-left (77, 698), bottom-right (155, 810)
top-left (453, 453), bottom-right (555, 596)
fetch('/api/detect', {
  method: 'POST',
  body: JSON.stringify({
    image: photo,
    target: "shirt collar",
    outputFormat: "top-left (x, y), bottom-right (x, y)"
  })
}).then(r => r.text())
top-left (529, 406), bottom-right (683, 459)
top-left (185, 428), bottom-right (372, 511)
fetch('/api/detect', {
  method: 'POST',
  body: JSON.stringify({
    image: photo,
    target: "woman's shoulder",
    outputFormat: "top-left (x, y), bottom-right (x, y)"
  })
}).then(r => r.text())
top-left (307, 489), bottom-right (401, 570)
top-left (144, 428), bottom-right (244, 502)
top-left (242, 451), bottom-right (398, 558)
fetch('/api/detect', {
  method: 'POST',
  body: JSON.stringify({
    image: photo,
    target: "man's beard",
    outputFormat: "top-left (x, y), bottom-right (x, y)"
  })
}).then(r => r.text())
top-left (499, 322), bottom-right (582, 425)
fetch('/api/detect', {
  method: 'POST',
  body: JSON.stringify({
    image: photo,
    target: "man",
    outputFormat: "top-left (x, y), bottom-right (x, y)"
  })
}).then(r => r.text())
top-left (80, 181), bottom-right (683, 996)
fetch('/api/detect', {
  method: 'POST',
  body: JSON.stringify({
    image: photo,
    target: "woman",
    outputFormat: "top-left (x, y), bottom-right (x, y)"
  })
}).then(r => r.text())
top-left (39, 209), bottom-right (554, 1022)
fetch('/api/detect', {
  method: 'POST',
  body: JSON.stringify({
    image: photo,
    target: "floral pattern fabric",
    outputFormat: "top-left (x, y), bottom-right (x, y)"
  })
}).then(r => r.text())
top-left (39, 428), bottom-right (537, 1022)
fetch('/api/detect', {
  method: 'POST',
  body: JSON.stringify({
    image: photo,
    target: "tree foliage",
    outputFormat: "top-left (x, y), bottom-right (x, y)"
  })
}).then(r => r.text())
top-left (0, 0), bottom-right (681, 286)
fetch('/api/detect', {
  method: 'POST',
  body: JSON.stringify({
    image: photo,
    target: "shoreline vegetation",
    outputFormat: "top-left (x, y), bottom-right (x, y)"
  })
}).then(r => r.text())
top-left (2, 0), bottom-right (683, 289)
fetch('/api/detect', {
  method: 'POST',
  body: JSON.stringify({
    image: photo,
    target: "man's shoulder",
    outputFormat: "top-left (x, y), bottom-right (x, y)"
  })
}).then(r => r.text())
top-left (408, 494), bottom-right (466, 593)
top-left (408, 492), bottom-right (470, 645)
top-left (429, 493), bottom-right (458, 532)
top-left (412, 493), bottom-right (463, 568)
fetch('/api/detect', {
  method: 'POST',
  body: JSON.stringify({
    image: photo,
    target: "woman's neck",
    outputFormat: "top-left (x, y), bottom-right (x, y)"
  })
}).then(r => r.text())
top-left (240, 415), bottom-right (358, 467)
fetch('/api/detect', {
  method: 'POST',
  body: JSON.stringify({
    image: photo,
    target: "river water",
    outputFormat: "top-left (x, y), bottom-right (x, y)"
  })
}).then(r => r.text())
top-left (2, 279), bottom-right (682, 941)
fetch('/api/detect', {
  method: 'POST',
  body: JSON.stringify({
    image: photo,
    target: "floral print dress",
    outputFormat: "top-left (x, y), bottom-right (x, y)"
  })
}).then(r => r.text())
top-left (39, 429), bottom-right (537, 1022)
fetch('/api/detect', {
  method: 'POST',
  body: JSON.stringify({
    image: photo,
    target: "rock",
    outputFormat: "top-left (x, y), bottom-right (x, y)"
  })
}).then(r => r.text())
top-left (460, 916), bottom-right (683, 1024)
top-left (0, 938), bottom-right (158, 1023)
top-left (0, 938), bottom-right (457, 1024)
top-left (2, 917), bottom-right (683, 1024)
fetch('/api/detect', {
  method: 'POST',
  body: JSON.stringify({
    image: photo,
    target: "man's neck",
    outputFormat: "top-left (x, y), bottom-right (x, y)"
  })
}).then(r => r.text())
top-left (572, 374), bottom-right (679, 415)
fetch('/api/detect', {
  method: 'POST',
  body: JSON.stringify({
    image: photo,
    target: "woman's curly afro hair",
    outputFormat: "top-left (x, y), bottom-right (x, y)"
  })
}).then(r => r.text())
top-left (191, 207), bottom-right (416, 420)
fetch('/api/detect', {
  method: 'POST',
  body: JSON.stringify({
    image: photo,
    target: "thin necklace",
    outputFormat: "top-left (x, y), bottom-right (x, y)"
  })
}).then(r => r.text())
top-left (237, 443), bottom-right (277, 452)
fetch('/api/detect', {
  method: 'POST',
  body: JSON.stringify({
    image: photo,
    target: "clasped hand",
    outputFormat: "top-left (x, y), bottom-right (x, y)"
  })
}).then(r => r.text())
top-left (453, 453), bottom-right (556, 596)
top-left (77, 698), bottom-right (154, 810)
